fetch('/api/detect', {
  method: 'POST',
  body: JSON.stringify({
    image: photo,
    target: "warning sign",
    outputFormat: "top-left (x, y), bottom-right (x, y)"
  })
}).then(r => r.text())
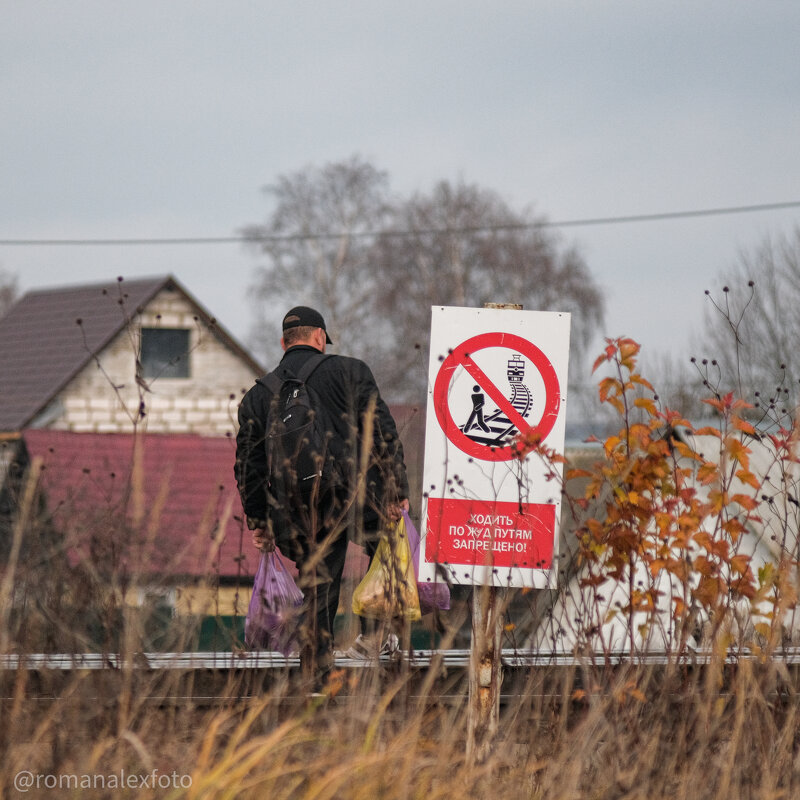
top-left (432, 331), bottom-right (561, 462)
top-left (417, 306), bottom-right (571, 589)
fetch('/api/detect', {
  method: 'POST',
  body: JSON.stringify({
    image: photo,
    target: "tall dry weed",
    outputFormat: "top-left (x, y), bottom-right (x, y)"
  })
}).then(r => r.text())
top-left (3, 307), bottom-right (800, 798)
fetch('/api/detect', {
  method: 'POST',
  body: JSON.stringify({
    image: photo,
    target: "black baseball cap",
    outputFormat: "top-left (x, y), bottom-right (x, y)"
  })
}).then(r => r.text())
top-left (282, 306), bottom-right (333, 344)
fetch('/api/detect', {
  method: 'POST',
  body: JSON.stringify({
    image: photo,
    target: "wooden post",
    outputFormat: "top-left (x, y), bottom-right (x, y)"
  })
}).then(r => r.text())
top-left (467, 583), bottom-right (506, 760)
top-left (466, 302), bottom-right (521, 762)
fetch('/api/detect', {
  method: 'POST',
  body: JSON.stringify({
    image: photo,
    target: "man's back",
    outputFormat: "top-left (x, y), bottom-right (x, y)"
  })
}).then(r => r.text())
top-left (236, 343), bottom-right (408, 529)
top-left (234, 305), bottom-right (410, 692)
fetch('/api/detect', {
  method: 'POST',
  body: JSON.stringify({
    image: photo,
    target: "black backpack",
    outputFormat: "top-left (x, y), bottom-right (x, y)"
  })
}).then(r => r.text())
top-left (259, 353), bottom-right (342, 510)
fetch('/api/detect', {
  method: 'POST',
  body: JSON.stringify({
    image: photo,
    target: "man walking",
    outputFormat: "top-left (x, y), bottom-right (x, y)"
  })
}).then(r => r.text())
top-left (235, 306), bottom-right (409, 691)
top-left (463, 385), bottom-right (491, 433)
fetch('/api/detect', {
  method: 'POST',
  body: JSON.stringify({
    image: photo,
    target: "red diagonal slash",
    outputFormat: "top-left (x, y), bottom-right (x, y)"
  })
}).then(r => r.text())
top-left (461, 354), bottom-right (530, 434)
top-left (433, 331), bottom-right (561, 462)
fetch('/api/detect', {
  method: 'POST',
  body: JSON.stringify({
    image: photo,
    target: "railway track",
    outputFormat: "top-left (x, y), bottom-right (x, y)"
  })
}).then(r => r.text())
top-left (5, 649), bottom-right (800, 705)
top-left (5, 647), bottom-right (800, 671)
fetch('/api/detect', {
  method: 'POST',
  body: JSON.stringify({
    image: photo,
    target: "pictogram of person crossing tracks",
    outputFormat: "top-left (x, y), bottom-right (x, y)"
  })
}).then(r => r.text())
top-left (432, 330), bottom-right (561, 462)
top-left (460, 353), bottom-right (533, 447)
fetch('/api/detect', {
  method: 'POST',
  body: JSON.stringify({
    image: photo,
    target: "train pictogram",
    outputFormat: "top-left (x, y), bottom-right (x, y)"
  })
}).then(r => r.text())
top-left (460, 353), bottom-right (532, 446)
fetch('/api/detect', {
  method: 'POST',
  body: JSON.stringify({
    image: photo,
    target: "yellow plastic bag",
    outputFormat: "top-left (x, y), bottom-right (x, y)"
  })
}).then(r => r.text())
top-left (352, 517), bottom-right (421, 621)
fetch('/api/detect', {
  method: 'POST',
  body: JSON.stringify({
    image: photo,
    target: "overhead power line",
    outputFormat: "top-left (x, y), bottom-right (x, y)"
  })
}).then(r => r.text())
top-left (0, 199), bottom-right (798, 247)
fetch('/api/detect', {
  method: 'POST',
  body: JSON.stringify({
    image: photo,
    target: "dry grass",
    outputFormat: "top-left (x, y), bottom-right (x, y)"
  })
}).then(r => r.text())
top-left (3, 460), bottom-right (800, 800)
top-left (3, 360), bottom-right (800, 798)
top-left (2, 597), bottom-right (800, 799)
top-left (2, 471), bottom-right (800, 800)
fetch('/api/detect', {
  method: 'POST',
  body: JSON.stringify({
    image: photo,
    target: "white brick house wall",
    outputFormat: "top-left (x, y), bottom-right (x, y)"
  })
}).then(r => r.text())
top-left (51, 288), bottom-right (261, 436)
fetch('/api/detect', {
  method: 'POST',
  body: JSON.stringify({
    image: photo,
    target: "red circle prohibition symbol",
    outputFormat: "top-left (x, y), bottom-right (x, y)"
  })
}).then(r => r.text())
top-left (433, 331), bottom-right (561, 462)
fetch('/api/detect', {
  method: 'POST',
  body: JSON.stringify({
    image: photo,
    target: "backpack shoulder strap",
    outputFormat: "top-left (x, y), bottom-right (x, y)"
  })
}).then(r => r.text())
top-left (259, 371), bottom-right (283, 396)
top-left (257, 352), bottom-right (332, 395)
top-left (295, 352), bottom-right (332, 383)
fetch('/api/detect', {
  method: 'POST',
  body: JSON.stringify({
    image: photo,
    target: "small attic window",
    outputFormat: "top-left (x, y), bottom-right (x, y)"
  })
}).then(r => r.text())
top-left (140, 328), bottom-right (191, 379)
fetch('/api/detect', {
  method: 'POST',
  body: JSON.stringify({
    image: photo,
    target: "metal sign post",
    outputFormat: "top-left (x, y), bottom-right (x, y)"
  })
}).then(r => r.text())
top-left (416, 304), bottom-right (571, 761)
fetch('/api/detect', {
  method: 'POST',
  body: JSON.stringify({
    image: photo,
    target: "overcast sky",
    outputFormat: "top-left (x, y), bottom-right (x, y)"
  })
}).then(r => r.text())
top-left (2, 1), bottom-right (799, 381)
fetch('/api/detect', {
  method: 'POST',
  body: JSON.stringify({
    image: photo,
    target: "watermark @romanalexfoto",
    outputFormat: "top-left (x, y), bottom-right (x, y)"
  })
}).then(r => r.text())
top-left (14, 769), bottom-right (192, 793)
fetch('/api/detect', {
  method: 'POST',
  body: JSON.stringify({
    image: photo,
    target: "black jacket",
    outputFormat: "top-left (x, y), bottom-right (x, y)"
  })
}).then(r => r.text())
top-left (234, 345), bottom-right (409, 530)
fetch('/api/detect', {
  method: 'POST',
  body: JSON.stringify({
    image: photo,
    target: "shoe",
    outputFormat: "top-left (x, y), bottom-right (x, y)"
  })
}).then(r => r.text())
top-left (344, 633), bottom-right (399, 660)
top-left (344, 633), bottom-right (380, 660)
top-left (379, 633), bottom-right (399, 656)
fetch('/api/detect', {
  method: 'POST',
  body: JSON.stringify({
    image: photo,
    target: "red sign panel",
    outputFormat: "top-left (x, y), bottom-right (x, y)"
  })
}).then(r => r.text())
top-left (424, 497), bottom-right (555, 571)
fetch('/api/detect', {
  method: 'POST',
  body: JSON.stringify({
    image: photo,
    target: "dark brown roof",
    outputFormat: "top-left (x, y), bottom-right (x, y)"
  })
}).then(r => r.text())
top-left (0, 275), bottom-right (264, 432)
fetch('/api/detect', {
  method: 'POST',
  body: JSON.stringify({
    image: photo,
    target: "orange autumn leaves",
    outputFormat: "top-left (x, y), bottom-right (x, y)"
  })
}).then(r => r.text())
top-left (519, 336), bottom-right (798, 648)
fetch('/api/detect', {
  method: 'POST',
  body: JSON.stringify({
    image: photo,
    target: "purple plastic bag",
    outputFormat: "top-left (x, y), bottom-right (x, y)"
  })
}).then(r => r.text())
top-left (245, 549), bottom-right (304, 655)
top-left (405, 510), bottom-right (450, 614)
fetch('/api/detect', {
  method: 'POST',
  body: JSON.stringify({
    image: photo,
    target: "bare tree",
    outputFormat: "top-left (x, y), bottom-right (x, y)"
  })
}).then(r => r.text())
top-left (371, 180), bottom-right (605, 401)
top-left (241, 155), bottom-right (392, 368)
top-left (0, 269), bottom-right (18, 319)
top-left (242, 158), bottom-right (605, 404)
top-left (696, 228), bottom-right (800, 422)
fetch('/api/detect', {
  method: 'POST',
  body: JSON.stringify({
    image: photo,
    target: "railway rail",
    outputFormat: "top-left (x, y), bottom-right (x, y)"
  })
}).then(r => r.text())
top-left (5, 647), bottom-right (800, 671)
top-left (4, 650), bottom-right (800, 706)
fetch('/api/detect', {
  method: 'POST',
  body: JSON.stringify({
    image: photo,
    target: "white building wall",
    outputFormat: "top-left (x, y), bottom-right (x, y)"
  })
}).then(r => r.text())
top-left (529, 434), bottom-right (800, 653)
top-left (49, 288), bottom-right (260, 436)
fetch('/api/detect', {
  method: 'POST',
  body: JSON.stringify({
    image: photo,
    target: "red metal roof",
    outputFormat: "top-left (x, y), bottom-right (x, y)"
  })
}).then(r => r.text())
top-left (23, 429), bottom-right (258, 580)
top-left (19, 402), bottom-right (424, 584)
top-left (20, 429), bottom-right (375, 584)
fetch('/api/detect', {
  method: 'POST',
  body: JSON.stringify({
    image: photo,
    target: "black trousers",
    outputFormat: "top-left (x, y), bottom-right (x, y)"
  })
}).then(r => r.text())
top-left (296, 522), bottom-right (349, 689)
top-left (280, 491), bottom-right (352, 690)
top-left (278, 495), bottom-right (384, 689)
